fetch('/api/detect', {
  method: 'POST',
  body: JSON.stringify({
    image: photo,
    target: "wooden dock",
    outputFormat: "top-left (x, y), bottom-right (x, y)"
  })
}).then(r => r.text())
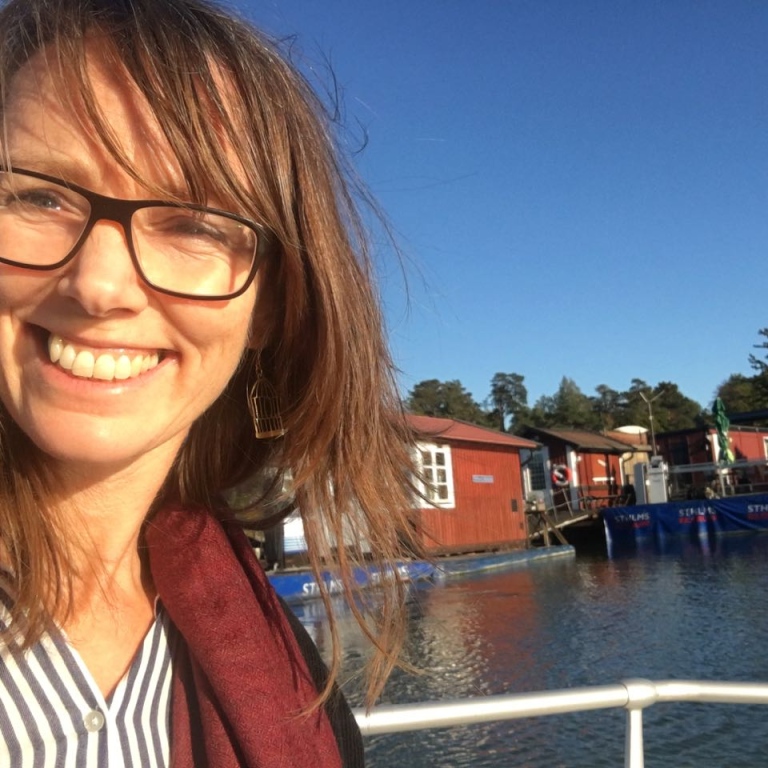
top-left (527, 499), bottom-right (596, 547)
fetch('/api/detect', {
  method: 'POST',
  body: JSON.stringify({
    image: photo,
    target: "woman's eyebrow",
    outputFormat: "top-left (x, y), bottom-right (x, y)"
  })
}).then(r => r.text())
top-left (5, 154), bottom-right (89, 183)
top-left (4, 155), bottom-right (198, 201)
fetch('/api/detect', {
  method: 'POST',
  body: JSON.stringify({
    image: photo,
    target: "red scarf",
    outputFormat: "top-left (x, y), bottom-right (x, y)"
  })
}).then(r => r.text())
top-left (146, 505), bottom-right (342, 768)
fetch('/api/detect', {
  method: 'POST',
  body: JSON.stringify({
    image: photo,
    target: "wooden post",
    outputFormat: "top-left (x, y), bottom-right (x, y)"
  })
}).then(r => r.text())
top-left (539, 508), bottom-right (569, 546)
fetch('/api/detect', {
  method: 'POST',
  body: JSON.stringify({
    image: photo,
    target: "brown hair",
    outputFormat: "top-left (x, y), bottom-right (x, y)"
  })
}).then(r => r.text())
top-left (0, 0), bottom-right (422, 705)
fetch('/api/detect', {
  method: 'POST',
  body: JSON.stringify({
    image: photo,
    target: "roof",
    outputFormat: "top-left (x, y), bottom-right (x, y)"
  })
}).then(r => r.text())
top-left (407, 415), bottom-right (539, 449)
top-left (519, 426), bottom-right (636, 454)
top-left (719, 410), bottom-right (768, 425)
top-left (604, 430), bottom-right (651, 451)
top-left (656, 424), bottom-right (768, 436)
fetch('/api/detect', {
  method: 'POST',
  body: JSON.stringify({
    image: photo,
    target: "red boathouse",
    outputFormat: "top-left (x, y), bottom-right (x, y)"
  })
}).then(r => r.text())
top-left (408, 415), bottom-right (539, 555)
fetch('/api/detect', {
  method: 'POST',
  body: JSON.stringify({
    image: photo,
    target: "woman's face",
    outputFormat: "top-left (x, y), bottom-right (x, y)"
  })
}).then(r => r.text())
top-left (0, 50), bottom-right (260, 472)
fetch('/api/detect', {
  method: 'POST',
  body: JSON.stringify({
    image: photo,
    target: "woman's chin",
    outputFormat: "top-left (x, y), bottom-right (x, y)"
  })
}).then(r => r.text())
top-left (17, 413), bottom-right (187, 475)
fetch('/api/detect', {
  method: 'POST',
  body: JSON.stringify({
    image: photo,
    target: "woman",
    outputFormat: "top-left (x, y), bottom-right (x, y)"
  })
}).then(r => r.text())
top-left (0, 0), bottom-right (420, 764)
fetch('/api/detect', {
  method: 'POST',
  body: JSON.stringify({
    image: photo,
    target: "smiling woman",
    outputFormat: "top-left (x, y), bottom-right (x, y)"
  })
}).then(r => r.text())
top-left (0, 0), bottom-right (421, 766)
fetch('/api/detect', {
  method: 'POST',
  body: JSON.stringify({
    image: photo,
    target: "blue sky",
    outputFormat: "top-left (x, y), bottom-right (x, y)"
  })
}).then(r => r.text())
top-left (239, 1), bottom-right (768, 413)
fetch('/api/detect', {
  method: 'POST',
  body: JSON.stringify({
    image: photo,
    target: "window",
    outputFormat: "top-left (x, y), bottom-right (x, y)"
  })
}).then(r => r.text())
top-left (415, 443), bottom-right (455, 508)
top-left (526, 450), bottom-right (547, 491)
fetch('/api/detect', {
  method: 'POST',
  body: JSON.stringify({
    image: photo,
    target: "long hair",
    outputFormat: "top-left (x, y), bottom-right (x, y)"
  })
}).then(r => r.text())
top-left (0, 0), bottom-right (422, 705)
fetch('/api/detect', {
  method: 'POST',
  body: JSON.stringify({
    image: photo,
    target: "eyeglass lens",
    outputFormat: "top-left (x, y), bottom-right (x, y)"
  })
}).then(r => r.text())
top-left (0, 170), bottom-right (259, 298)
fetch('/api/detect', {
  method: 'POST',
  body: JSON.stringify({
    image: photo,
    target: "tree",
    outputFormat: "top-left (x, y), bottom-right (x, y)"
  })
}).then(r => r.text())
top-left (591, 384), bottom-right (623, 430)
top-left (652, 382), bottom-right (706, 431)
top-left (746, 328), bottom-right (768, 407)
top-left (527, 393), bottom-right (557, 428)
top-left (748, 328), bottom-right (768, 374)
top-left (619, 379), bottom-right (654, 427)
top-left (714, 374), bottom-right (762, 415)
top-left (619, 380), bottom-right (704, 433)
top-left (489, 372), bottom-right (528, 431)
top-left (552, 377), bottom-right (599, 429)
top-left (526, 377), bottom-right (598, 430)
top-left (406, 379), bottom-right (489, 425)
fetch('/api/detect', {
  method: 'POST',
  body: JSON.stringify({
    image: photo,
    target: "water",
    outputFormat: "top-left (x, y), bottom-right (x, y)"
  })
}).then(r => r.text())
top-left (296, 534), bottom-right (768, 767)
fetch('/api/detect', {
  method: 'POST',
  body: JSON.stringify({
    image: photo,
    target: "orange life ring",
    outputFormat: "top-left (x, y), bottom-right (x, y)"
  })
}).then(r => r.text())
top-left (551, 465), bottom-right (572, 487)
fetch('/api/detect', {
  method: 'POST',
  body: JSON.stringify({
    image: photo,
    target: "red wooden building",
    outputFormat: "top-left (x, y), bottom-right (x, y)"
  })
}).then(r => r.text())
top-left (655, 425), bottom-right (768, 496)
top-left (518, 426), bottom-right (646, 509)
top-left (655, 425), bottom-right (768, 466)
top-left (408, 415), bottom-right (538, 555)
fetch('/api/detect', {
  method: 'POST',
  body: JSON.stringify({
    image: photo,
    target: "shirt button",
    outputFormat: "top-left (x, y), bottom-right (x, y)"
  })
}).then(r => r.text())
top-left (83, 709), bottom-right (105, 732)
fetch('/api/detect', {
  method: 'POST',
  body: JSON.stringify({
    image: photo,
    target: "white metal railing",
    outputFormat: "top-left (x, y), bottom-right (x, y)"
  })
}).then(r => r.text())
top-left (352, 679), bottom-right (768, 768)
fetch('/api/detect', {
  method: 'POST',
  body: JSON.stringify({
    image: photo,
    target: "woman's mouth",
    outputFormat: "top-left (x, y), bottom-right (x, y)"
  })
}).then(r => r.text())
top-left (47, 333), bottom-right (163, 381)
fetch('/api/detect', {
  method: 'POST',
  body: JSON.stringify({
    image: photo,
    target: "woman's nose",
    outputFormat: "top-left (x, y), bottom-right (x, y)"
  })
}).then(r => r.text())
top-left (55, 220), bottom-right (149, 316)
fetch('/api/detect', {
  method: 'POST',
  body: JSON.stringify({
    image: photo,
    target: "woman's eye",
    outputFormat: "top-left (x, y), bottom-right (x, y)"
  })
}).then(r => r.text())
top-left (16, 190), bottom-right (63, 210)
top-left (138, 209), bottom-right (256, 256)
top-left (0, 186), bottom-right (65, 212)
top-left (152, 213), bottom-right (237, 246)
top-left (174, 219), bottom-right (223, 241)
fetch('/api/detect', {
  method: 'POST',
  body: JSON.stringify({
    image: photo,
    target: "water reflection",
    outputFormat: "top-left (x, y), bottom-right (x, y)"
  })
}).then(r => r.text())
top-left (296, 535), bottom-right (768, 767)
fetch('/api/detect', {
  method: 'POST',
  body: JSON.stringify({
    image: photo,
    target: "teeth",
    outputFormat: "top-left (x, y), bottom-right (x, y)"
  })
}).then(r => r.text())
top-left (47, 334), bottom-right (161, 381)
top-left (71, 350), bottom-right (95, 378)
top-left (49, 335), bottom-right (63, 363)
top-left (114, 355), bottom-right (132, 380)
top-left (92, 354), bottom-right (115, 381)
top-left (59, 344), bottom-right (76, 371)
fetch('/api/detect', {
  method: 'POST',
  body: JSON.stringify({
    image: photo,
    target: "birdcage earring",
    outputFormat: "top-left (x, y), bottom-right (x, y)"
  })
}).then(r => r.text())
top-left (246, 361), bottom-right (285, 439)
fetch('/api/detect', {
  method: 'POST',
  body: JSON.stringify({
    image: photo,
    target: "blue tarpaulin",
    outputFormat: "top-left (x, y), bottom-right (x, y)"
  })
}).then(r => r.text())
top-left (603, 494), bottom-right (768, 555)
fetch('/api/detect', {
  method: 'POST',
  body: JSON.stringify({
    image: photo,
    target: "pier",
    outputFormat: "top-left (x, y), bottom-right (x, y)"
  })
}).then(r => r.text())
top-left (526, 497), bottom-right (601, 548)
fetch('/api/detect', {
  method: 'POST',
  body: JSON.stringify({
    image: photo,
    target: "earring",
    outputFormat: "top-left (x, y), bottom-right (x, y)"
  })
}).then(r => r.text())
top-left (247, 361), bottom-right (286, 439)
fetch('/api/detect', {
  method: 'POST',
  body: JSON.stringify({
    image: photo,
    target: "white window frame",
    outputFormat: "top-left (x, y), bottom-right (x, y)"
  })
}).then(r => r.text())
top-left (414, 442), bottom-right (456, 509)
top-left (763, 437), bottom-right (768, 460)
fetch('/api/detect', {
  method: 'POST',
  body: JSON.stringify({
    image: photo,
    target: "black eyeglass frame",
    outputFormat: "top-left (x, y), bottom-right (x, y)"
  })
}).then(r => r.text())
top-left (0, 166), bottom-right (271, 301)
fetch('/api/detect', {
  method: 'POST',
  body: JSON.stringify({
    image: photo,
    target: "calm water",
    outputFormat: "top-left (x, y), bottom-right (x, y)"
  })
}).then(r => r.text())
top-left (295, 534), bottom-right (768, 767)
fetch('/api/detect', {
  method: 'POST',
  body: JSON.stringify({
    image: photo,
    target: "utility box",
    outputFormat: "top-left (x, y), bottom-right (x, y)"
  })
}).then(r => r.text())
top-left (633, 457), bottom-right (669, 504)
top-left (646, 456), bottom-right (669, 504)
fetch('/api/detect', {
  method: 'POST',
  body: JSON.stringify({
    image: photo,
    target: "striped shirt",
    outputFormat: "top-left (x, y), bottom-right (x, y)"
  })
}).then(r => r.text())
top-left (0, 586), bottom-right (176, 768)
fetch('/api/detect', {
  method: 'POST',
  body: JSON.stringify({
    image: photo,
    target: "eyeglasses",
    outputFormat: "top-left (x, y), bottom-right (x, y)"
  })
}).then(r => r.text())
top-left (0, 167), bottom-right (269, 300)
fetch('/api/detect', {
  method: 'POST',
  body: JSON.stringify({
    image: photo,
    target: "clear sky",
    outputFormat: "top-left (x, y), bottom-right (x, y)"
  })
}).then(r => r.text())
top-left (239, 0), bottom-right (768, 413)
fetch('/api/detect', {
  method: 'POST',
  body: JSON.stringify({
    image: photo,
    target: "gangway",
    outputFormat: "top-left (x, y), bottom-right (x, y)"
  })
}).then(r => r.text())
top-left (526, 497), bottom-right (594, 546)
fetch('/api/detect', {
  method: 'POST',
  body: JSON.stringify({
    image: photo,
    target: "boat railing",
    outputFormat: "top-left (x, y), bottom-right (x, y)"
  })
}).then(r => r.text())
top-left (352, 678), bottom-right (768, 768)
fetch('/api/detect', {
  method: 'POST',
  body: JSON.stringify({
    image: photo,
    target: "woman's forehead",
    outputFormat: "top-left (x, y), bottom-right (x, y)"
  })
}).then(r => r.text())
top-left (5, 51), bottom-right (177, 187)
top-left (4, 42), bottom-right (249, 206)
